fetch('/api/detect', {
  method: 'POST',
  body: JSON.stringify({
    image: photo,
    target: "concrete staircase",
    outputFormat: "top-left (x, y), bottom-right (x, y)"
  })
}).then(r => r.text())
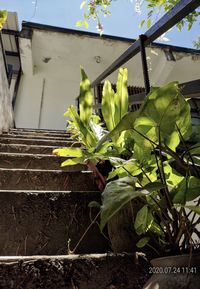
top-left (0, 128), bottom-right (149, 289)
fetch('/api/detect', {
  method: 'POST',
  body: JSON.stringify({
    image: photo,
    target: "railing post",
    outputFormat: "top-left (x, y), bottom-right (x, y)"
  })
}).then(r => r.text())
top-left (139, 34), bottom-right (150, 95)
top-left (0, 32), bottom-right (9, 80)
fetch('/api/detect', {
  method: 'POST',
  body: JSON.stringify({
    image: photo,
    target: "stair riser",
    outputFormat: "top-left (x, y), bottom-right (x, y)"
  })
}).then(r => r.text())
top-left (0, 170), bottom-right (98, 191)
top-left (0, 137), bottom-right (81, 147)
top-left (0, 191), bottom-right (108, 255)
top-left (0, 254), bottom-right (149, 289)
top-left (1, 133), bottom-right (73, 141)
top-left (9, 128), bottom-right (67, 134)
top-left (3, 131), bottom-right (71, 138)
top-left (0, 154), bottom-right (86, 171)
top-left (0, 144), bottom-right (61, 154)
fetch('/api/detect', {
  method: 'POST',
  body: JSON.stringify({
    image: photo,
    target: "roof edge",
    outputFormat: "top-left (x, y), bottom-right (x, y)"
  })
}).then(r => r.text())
top-left (21, 21), bottom-right (200, 55)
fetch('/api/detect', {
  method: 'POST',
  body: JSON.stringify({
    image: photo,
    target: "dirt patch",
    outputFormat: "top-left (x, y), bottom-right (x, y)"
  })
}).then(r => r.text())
top-left (0, 254), bottom-right (150, 289)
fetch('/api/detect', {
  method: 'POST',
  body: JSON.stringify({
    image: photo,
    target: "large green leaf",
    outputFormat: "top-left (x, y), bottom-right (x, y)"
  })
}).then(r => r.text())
top-left (184, 206), bottom-right (200, 215)
top-left (102, 80), bottom-right (116, 131)
top-left (100, 177), bottom-right (144, 230)
top-left (173, 176), bottom-right (200, 204)
top-left (96, 111), bottom-right (138, 151)
top-left (175, 92), bottom-right (192, 140)
top-left (136, 237), bottom-right (150, 248)
top-left (164, 164), bottom-right (184, 187)
top-left (53, 147), bottom-right (85, 157)
top-left (135, 82), bottom-right (191, 147)
top-left (64, 105), bottom-right (97, 148)
top-left (134, 205), bottom-right (149, 235)
top-left (61, 157), bottom-right (86, 166)
top-left (114, 68), bottom-right (129, 125)
top-left (142, 182), bottom-right (165, 192)
top-left (97, 82), bottom-right (190, 155)
top-left (107, 158), bottom-right (142, 180)
top-left (79, 67), bottom-right (93, 126)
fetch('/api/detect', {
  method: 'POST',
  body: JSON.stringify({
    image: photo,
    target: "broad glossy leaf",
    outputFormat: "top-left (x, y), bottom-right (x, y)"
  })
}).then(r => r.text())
top-left (89, 120), bottom-right (107, 141)
top-left (79, 67), bottom-right (93, 126)
top-left (143, 182), bottom-right (165, 192)
top-left (53, 147), bottom-right (85, 157)
top-left (175, 93), bottom-right (192, 140)
top-left (164, 164), bottom-right (184, 187)
top-left (102, 80), bottom-right (116, 131)
top-left (165, 131), bottom-right (180, 152)
top-left (187, 143), bottom-right (200, 155)
top-left (61, 157), bottom-right (86, 166)
top-left (173, 176), bottom-right (200, 204)
top-left (134, 205), bottom-right (148, 235)
top-left (184, 206), bottom-right (200, 215)
top-left (96, 111), bottom-right (138, 151)
top-left (136, 237), bottom-right (150, 248)
top-left (149, 221), bottom-right (164, 236)
top-left (114, 68), bottom-right (129, 125)
top-left (100, 177), bottom-right (144, 230)
top-left (64, 105), bottom-right (97, 148)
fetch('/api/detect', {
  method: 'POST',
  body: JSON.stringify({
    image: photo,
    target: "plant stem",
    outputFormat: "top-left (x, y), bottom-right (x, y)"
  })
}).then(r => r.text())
top-left (72, 211), bottom-right (100, 253)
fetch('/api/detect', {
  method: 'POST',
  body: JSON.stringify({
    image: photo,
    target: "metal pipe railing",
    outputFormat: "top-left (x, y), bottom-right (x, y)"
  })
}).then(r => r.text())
top-left (91, 0), bottom-right (200, 88)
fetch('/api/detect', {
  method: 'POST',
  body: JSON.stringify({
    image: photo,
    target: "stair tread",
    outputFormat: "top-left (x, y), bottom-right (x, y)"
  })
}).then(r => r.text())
top-left (0, 253), bottom-right (149, 289)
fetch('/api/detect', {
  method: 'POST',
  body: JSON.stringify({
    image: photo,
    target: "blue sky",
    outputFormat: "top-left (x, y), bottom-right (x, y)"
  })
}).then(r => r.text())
top-left (1, 0), bottom-right (199, 48)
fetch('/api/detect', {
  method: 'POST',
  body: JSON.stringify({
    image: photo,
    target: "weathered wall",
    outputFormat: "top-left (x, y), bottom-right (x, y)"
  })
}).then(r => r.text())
top-left (14, 28), bottom-right (200, 130)
top-left (0, 47), bottom-right (14, 133)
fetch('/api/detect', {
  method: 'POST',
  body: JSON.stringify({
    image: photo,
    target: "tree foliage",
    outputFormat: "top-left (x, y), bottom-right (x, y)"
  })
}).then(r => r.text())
top-left (0, 10), bottom-right (7, 30)
top-left (77, 0), bottom-right (200, 46)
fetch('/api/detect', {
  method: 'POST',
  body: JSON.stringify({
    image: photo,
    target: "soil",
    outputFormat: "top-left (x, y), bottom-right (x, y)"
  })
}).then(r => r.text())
top-left (0, 254), bottom-right (150, 289)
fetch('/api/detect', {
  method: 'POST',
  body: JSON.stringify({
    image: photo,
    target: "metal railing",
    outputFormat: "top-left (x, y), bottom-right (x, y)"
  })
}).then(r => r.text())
top-left (91, 0), bottom-right (200, 96)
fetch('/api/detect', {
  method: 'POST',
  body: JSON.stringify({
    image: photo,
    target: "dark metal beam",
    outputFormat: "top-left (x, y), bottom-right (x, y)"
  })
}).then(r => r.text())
top-left (139, 35), bottom-right (150, 94)
top-left (1, 29), bottom-right (19, 36)
top-left (5, 51), bottom-right (19, 57)
top-left (91, 0), bottom-right (200, 87)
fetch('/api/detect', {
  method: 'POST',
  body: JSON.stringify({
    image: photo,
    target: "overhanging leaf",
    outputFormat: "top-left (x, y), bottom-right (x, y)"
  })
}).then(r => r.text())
top-left (184, 206), bottom-right (200, 215)
top-left (53, 147), bottom-right (85, 157)
top-left (173, 176), bottom-right (200, 204)
top-left (100, 177), bottom-right (144, 230)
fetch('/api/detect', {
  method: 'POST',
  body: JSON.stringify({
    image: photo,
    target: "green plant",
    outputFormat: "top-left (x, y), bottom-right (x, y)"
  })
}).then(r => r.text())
top-left (77, 1), bottom-right (200, 46)
top-left (99, 81), bottom-right (200, 256)
top-left (54, 67), bottom-right (132, 168)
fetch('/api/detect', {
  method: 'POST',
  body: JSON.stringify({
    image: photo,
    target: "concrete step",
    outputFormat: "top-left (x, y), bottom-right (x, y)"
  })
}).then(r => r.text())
top-left (0, 253), bottom-right (149, 289)
top-left (0, 144), bottom-right (64, 154)
top-left (1, 133), bottom-right (73, 141)
top-left (6, 129), bottom-right (71, 138)
top-left (0, 137), bottom-right (81, 147)
top-left (9, 128), bottom-right (67, 134)
top-left (0, 153), bottom-right (86, 171)
top-left (0, 190), bottom-right (108, 255)
top-left (0, 169), bottom-right (98, 191)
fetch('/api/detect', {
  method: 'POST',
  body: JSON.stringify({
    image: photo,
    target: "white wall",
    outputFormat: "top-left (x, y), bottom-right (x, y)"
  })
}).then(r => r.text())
top-left (0, 47), bottom-right (14, 133)
top-left (14, 28), bottom-right (200, 129)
